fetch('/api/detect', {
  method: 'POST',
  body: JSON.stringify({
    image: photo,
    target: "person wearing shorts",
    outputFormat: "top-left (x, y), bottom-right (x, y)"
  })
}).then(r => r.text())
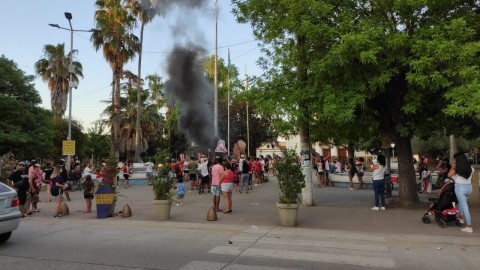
top-left (220, 162), bottom-right (235, 213)
top-left (210, 158), bottom-right (224, 212)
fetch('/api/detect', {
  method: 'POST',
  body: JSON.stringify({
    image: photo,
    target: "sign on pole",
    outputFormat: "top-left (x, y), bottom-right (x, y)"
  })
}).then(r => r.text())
top-left (62, 140), bottom-right (75, 155)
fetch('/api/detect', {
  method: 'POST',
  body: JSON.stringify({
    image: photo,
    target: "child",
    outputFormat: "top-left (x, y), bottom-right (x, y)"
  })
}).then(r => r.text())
top-left (176, 178), bottom-right (185, 206)
top-left (82, 175), bottom-right (95, 213)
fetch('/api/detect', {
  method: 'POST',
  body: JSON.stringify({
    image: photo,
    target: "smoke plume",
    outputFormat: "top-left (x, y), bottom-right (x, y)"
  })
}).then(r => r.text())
top-left (150, 0), bottom-right (215, 150)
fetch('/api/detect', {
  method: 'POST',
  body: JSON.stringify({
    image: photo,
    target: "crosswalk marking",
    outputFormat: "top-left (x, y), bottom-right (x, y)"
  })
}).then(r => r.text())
top-left (196, 227), bottom-right (396, 269)
top-left (180, 261), bottom-right (301, 270)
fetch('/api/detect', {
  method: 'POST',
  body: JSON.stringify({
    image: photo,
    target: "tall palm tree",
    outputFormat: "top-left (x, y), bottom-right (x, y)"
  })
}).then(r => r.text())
top-left (34, 43), bottom-right (83, 119)
top-left (91, 0), bottom-right (139, 157)
top-left (125, 0), bottom-right (158, 162)
top-left (102, 70), bottom-right (162, 161)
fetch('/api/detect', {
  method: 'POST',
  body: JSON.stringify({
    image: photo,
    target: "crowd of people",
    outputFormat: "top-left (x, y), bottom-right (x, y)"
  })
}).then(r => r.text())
top-left (5, 152), bottom-right (474, 234)
top-left (165, 154), bottom-right (277, 214)
top-left (5, 158), bottom-right (133, 218)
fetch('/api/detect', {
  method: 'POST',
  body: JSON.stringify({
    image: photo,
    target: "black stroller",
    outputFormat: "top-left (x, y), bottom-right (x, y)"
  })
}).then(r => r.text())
top-left (421, 181), bottom-right (461, 228)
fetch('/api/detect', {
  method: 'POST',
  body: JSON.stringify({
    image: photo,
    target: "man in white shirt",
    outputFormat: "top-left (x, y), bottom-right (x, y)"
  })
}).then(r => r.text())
top-left (197, 159), bottom-right (210, 194)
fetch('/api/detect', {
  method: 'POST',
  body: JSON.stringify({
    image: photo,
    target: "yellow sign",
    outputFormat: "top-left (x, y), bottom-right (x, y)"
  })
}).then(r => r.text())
top-left (96, 194), bottom-right (115, 204)
top-left (62, 140), bottom-right (75, 155)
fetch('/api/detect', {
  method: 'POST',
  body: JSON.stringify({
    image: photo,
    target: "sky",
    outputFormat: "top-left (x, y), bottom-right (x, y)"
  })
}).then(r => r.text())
top-left (0, 0), bottom-right (263, 130)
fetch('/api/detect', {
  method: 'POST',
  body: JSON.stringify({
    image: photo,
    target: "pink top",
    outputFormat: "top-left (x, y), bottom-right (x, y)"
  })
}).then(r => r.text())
top-left (221, 170), bottom-right (235, 184)
top-left (211, 164), bottom-right (224, 186)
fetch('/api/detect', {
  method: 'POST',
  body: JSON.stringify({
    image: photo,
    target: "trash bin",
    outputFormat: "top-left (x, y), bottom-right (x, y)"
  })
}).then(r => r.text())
top-left (95, 184), bottom-right (115, 218)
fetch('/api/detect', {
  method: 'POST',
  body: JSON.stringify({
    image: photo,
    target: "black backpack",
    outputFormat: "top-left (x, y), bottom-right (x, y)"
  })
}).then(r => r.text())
top-left (174, 164), bottom-right (181, 176)
top-left (242, 161), bottom-right (249, 174)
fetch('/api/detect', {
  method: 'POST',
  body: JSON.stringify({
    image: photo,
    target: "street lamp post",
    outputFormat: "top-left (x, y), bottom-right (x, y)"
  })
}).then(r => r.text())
top-left (49, 12), bottom-right (97, 170)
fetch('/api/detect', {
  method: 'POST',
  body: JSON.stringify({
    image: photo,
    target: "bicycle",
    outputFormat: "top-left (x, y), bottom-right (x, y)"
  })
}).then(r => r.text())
top-left (417, 170), bottom-right (433, 193)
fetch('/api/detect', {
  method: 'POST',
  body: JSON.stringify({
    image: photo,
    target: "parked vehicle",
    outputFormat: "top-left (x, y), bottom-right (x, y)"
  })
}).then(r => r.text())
top-left (0, 182), bottom-right (22, 244)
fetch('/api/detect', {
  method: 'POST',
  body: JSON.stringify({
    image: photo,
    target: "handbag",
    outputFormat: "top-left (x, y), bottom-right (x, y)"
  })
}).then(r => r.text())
top-left (13, 179), bottom-right (25, 189)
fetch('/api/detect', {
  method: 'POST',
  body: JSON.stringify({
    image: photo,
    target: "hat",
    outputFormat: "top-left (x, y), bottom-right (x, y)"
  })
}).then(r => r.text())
top-left (18, 161), bottom-right (26, 166)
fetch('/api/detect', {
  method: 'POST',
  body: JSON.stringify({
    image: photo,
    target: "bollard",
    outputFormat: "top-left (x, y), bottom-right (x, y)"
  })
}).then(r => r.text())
top-left (60, 202), bottom-right (69, 215)
top-left (207, 206), bottom-right (217, 221)
top-left (122, 203), bottom-right (132, 217)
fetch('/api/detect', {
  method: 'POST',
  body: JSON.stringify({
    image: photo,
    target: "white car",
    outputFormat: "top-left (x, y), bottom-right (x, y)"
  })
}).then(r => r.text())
top-left (0, 182), bottom-right (22, 244)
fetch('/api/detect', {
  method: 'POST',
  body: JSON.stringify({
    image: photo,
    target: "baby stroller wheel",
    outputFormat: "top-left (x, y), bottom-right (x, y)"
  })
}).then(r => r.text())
top-left (438, 221), bottom-right (446, 228)
top-left (422, 216), bottom-right (431, 224)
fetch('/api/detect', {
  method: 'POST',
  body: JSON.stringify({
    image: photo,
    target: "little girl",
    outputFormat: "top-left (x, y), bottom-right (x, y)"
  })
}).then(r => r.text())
top-left (82, 175), bottom-right (95, 213)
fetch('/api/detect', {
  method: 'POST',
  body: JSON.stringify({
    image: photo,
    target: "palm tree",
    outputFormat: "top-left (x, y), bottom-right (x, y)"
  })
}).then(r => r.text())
top-left (34, 43), bottom-right (83, 119)
top-left (102, 70), bottom-right (163, 161)
top-left (91, 0), bottom-right (139, 157)
top-left (125, 0), bottom-right (158, 162)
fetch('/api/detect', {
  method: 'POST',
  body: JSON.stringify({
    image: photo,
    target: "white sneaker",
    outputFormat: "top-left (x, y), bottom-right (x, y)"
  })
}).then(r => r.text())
top-left (175, 203), bottom-right (180, 206)
top-left (380, 207), bottom-right (386, 210)
top-left (371, 207), bottom-right (380, 211)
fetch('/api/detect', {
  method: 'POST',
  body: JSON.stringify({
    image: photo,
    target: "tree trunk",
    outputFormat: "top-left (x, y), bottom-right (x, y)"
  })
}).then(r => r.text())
top-left (347, 141), bottom-right (355, 160)
top-left (113, 67), bottom-right (122, 160)
top-left (296, 34), bottom-right (313, 206)
top-left (134, 23), bottom-right (145, 163)
top-left (396, 136), bottom-right (420, 207)
top-left (449, 134), bottom-right (457, 163)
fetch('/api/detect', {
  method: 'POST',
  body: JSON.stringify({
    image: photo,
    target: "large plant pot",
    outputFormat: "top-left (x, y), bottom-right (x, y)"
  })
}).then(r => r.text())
top-left (152, 199), bottom-right (172, 221)
top-left (276, 202), bottom-right (299, 227)
top-left (96, 184), bottom-right (115, 219)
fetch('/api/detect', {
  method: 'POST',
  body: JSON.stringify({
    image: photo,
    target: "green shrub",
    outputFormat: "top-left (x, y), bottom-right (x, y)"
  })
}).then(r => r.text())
top-left (274, 149), bottom-right (306, 204)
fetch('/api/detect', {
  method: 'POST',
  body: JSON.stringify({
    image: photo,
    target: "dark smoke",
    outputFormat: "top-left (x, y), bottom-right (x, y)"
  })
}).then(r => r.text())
top-left (149, 0), bottom-right (216, 150)
top-left (164, 45), bottom-right (214, 150)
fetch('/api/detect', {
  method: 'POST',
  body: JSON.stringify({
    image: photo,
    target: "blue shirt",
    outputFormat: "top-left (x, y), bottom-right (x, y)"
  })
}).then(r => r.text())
top-left (177, 183), bottom-right (185, 195)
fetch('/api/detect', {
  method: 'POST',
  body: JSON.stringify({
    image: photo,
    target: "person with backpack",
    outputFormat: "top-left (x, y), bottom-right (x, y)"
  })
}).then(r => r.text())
top-left (239, 155), bottom-right (250, 193)
top-left (173, 161), bottom-right (183, 184)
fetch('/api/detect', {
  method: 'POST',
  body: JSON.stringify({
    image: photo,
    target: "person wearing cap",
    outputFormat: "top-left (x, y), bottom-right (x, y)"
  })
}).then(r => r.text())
top-left (26, 163), bottom-right (43, 214)
top-left (7, 162), bottom-right (29, 217)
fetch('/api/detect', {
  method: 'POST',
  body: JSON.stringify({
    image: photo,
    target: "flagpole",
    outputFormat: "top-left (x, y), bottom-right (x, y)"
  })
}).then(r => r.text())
top-left (245, 66), bottom-right (250, 157)
top-left (227, 48), bottom-right (231, 153)
top-left (214, 0), bottom-right (218, 136)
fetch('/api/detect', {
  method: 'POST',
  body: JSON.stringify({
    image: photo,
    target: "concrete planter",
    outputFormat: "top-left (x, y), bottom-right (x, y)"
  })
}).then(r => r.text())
top-left (276, 202), bottom-right (299, 227)
top-left (152, 199), bottom-right (172, 221)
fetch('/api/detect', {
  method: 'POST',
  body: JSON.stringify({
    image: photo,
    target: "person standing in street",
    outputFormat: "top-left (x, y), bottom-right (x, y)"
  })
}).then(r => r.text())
top-left (145, 162), bottom-right (153, 186)
top-left (448, 153), bottom-right (475, 233)
top-left (369, 155), bottom-right (386, 211)
top-left (210, 157), bottom-right (224, 212)
top-left (239, 155), bottom-right (250, 193)
top-left (7, 161), bottom-right (28, 217)
top-left (122, 162), bottom-right (130, 188)
top-left (197, 158), bottom-right (209, 194)
top-left (82, 174), bottom-right (95, 213)
top-left (220, 162), bottom-right (235, 213)
top-left (43, 160), bottom-right (54, 202)
top-left (50, 165), bottom-right (67, 218)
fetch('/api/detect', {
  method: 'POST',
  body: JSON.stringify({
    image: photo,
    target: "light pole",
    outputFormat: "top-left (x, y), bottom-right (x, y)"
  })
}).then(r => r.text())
top-left (49, 12), bottom-right (97, 170)
top-left (390, 143), bottom-right (395, 159)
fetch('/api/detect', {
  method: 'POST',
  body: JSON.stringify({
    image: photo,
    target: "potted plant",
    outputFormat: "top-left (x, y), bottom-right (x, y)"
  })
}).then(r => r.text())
top-left (274, 149), bottom-right (306, 227)
top-left (152, 163), bottom-right (174, 220)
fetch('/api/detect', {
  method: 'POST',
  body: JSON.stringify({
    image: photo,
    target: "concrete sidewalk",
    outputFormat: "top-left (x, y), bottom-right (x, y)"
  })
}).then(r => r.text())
top-left (29, 177), bottom-right (478, 237)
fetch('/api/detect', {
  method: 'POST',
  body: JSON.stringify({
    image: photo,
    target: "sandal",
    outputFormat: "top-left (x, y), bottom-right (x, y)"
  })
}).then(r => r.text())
top-left (223, 210), bottom-right (232, 214)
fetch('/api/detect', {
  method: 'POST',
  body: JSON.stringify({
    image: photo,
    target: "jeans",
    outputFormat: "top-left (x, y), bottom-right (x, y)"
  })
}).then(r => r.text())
top-left (240, 173), bottom-right (249, 192)
top-left (455, 183), bottom-right (472, 225)
top-left (373, 179), bottom-right (385, 207)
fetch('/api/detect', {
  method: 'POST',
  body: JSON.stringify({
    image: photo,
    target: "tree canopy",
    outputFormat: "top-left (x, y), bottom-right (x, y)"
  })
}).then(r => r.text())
top-left (233, 0), bottom-right (480, 207)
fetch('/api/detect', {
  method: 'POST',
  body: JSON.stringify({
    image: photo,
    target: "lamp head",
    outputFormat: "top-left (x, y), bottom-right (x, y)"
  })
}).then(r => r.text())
top-left (64, 12), bottom-right (72, 20)
top-left (48, 23), bottom-right (59, 28)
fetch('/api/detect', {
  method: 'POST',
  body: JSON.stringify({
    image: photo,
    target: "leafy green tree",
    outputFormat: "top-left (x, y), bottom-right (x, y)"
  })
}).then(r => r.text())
top-left (91, 0), bottom-right (140, 157)
top-left (84, 122), bottom-right (112, 167)
top-left (0, 56), bottom-right (55, 159)
top-left (233, 0), bottom-right (480, 207)
top-left (34, 43), bottom-right (83, 119)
